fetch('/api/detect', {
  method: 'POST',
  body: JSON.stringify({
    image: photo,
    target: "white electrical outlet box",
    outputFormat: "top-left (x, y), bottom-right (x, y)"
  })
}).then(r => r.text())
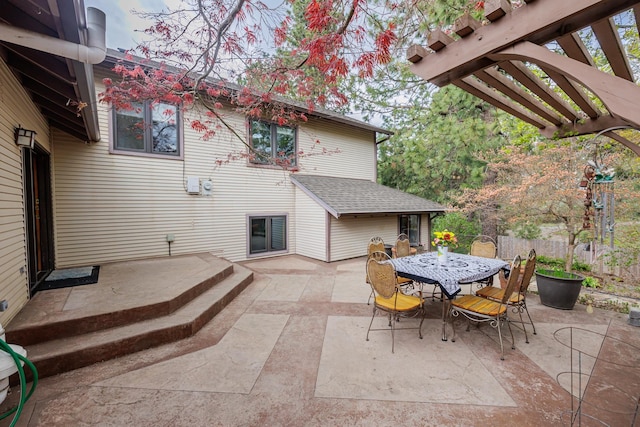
top-left (187, 176), bottom-right (200, 194)
top-left (202, 180), bottom-right (213, 196)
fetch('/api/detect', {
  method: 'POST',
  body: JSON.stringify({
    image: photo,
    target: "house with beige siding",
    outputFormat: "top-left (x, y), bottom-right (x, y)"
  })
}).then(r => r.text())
top-left (0, 1), bottom-right (445, 326)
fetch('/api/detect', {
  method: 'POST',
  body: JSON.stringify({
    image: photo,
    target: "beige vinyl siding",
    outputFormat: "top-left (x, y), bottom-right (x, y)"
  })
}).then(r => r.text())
top-left (329, 215), bottom-right (399, 261)
top-left (53, 81), bottom-right (297, 266)
top-left (0, 59), bottom-right (50, 324)
top-left (421, 214), bottom-right (433, 250)
top-left (53, 72), bottom-right (381, 267)
top-left (298, 118), bottom-right (376, 180)
top-left (294, 187), bottom-right (327, 261)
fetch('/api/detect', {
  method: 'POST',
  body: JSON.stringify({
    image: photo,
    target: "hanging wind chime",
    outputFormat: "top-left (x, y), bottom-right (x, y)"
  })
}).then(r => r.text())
top-left (579, 153), bottom-right (615, 249)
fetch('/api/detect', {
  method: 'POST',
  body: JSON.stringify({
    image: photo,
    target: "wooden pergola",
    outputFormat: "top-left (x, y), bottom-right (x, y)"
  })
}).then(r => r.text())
top-left (407, 0), bottom-right (640, 155)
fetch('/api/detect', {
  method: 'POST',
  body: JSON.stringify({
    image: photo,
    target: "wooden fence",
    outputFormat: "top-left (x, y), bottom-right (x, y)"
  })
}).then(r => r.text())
top-left (497, 236), bottom-right (640, 279)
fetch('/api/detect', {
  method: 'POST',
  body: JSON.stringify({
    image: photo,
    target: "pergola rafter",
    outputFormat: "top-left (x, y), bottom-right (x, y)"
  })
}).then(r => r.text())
top-left (407, 0), bottom-right (640, 155)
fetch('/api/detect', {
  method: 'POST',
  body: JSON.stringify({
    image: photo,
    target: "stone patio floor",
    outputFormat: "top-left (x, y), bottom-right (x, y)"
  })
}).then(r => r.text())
top-left (1, 254), bottom-right (639, 426)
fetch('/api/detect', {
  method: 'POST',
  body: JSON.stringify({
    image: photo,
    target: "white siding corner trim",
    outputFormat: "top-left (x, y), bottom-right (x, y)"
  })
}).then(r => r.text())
top-left (294, 187), bottom-right (327, 261)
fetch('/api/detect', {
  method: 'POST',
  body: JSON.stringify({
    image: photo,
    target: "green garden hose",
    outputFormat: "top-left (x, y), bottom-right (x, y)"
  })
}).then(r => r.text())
top-left (0, 339), bottom-right (38, 427)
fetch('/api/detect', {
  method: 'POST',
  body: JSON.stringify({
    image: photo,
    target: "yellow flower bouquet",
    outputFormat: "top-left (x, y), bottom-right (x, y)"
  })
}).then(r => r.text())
top-left (431, 230), bottom-right (458, 248)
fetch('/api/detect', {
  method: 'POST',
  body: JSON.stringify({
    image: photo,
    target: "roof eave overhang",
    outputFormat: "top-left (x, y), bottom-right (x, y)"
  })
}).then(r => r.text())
top-left (102, 49), bottom-right (391, 137)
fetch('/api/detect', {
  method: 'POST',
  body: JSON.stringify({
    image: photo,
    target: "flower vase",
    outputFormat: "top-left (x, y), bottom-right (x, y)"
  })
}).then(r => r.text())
top-left (437, 245), bottom-right (448, 265)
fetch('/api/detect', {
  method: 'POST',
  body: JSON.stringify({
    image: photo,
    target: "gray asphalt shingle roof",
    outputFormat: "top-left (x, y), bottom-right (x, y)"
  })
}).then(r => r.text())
top-left (290, 175), bottom-right (446, 218)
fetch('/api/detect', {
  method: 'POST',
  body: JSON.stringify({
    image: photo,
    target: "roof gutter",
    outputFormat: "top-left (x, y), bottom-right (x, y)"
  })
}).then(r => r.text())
top-left (376, 134), bottom-right (391, 145)
top-left (0, 6), bottom-right (105, 142)
top-left (0, 7), bottom-right (106, 64)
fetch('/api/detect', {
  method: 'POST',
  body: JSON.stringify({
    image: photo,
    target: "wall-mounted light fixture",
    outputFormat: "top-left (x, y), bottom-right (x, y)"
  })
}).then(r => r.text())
top-left (14, 126), bottom-right (36, 149)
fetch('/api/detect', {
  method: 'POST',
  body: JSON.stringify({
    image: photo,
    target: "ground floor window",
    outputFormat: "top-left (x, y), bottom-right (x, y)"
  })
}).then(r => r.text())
top-left (249, 215), bottom-right (288, 254)
top-left (399, 214), bottom-right (420, 245)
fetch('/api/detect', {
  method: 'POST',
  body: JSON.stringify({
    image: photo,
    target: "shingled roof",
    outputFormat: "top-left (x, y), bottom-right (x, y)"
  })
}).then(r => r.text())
top-left (290, 175), bottom-right (446, 218)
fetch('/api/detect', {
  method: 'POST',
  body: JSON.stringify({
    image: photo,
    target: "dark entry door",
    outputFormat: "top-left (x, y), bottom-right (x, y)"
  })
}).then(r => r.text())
top-left (23, 147), bottom-right (54, 293)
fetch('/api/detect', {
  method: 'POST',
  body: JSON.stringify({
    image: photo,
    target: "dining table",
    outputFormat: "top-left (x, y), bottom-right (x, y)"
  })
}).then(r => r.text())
top-left (390, 251), bottom-right (510, 341)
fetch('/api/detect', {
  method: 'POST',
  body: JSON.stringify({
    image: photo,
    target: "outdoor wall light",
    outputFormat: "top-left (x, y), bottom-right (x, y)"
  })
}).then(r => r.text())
top-left (14, 126), bottom-right (36, 149)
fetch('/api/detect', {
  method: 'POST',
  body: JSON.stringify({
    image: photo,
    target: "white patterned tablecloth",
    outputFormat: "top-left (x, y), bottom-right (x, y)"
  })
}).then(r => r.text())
top-left (390, 252), bottom-right (509, 299)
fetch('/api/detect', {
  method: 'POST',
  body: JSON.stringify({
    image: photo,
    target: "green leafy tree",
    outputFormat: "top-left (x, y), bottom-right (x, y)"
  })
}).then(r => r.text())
top-left (378, 86), bottom-right (505, 203)
top-left (456, 142), bottom-right (640, 272)
top-left (432, 212), bottom-right (481, 254)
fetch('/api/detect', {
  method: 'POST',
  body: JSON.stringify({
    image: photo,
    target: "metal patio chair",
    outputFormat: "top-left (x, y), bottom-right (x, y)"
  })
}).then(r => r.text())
top-left (449, 255), bottom-right (522, 360)
top-left (366, 252), bottom-right (425, 353)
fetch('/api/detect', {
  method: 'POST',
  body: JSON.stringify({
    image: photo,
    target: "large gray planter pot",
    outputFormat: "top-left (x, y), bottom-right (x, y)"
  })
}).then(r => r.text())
top-left (535, 269), bottom-right (584, 310)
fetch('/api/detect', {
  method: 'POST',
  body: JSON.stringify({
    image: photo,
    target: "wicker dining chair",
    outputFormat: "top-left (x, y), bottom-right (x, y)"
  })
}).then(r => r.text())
top-left (394, 233), bottom-right (412, 258)
top-left (393, 233), bottom-right (415, 294)
top-left (470, 235), bottom-right (498, 259)
top-left (464, 235), bottom-right (499, 292)
top-left (449, 255), bottom-right (522, 360)
top-left (366, 251), bottom-right (425, 353)
top-left (476, 249), bottom-right (537, 343)
top-left (366, 237), bottom-right (387, 304)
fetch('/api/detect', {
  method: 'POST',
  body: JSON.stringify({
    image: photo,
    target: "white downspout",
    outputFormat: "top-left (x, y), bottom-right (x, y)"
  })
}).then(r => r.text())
top-left (0, 7), bottom-right (106, 64)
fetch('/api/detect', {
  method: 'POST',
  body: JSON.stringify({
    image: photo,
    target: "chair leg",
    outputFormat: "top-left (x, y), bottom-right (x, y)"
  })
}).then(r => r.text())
top-left (496, 317), bottom-right (505, 360)
top-left (517, 307), bottom-right (529, 344)
top-left (367, 289), bottom-right (374, 305)
top-left (506, 317), bottom-right (516, 351)
top-left (390, 312), bottom-right (396, 353)
top-left (366, 307), bottom-right (377, 342)
top-left (450, 310), bottom-right (457, 343)
top-left (523, 301), bottom-right (537, 335)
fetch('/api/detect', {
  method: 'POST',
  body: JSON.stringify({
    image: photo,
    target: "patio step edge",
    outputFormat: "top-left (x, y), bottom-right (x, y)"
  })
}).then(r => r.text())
top-left (15, 265), bottom-right (253, 381)
top-left (6, 261), bottom-right (235, 346)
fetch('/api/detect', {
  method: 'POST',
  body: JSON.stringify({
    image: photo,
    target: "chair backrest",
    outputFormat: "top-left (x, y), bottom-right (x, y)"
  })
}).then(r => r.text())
top-left (519, 249), bottom-right (537, 294)
top-left (368, 237), bottom-right (386, 260)
top-left (470, 235), bottom-right (497, 258)
top-left (366, 252), bottom-right (397, 299)
top-left (395, 234), bottom-right (411, 258)
top-left (501, 255), bottom-right (522, 304)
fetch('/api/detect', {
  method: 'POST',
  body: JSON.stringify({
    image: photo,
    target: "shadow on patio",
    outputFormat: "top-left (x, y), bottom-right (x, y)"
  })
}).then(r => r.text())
top-left (1, 254), bottom-right (639, 426)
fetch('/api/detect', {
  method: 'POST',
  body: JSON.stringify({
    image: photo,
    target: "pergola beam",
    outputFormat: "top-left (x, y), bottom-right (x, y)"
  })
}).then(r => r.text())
top-left (489, 41), bottom-right (640, 130)
top-left (454, 77), bottom-right (551, 129)
top-left (539, 66), bottom-right (601, 119)
top-left (409, 0), bottom-right (639, 86)
top-left (474, 67), bottom-right (565, 125)
top-left (591, 17), bottom-right (634, 81)
top-left (603, 131), bottom-right (640, 156)
top-left (557, 33), bottom-right (594, 66)
top-left (540, 115), bottom-right (630, 139)
top-left (498, 61), bottom-right (580, 121)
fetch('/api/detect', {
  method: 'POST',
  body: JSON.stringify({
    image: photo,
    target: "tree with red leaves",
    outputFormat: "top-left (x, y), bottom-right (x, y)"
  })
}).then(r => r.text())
top-left (99, 0), bottom-right (517, 170)
top-left (100, 0), bottom-right (398, 162)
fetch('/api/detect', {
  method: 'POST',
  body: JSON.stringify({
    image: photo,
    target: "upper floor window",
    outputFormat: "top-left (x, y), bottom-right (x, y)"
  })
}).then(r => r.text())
top-left (113, 102), bottom-right (181, 157)
top-left (249, 120), bottom-right (296, 167)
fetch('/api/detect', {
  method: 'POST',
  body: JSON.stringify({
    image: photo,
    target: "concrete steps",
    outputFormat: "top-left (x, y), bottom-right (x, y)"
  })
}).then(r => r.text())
top-left (5, 256), bottom-right (253, 380)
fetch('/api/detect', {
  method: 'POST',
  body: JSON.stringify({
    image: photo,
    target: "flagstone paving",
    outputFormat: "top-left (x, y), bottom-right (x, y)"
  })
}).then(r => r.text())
top-left (2, 255), bottom-right (639, 426)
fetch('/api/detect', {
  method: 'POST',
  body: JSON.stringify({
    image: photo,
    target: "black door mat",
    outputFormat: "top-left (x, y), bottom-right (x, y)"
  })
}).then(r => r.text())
top-left (36, 266), bottom-right (100, 292)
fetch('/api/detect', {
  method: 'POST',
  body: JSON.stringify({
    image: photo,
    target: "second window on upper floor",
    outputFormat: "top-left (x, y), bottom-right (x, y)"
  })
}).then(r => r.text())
top-left (249, 120), bottom-right (296, 167)
top-left (113, 102), bottom-right (181, 157)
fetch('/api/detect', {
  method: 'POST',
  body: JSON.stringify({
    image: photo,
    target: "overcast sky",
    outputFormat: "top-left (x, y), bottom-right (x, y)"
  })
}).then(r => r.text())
top-left (84, 0), bottom-right (170, 50)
